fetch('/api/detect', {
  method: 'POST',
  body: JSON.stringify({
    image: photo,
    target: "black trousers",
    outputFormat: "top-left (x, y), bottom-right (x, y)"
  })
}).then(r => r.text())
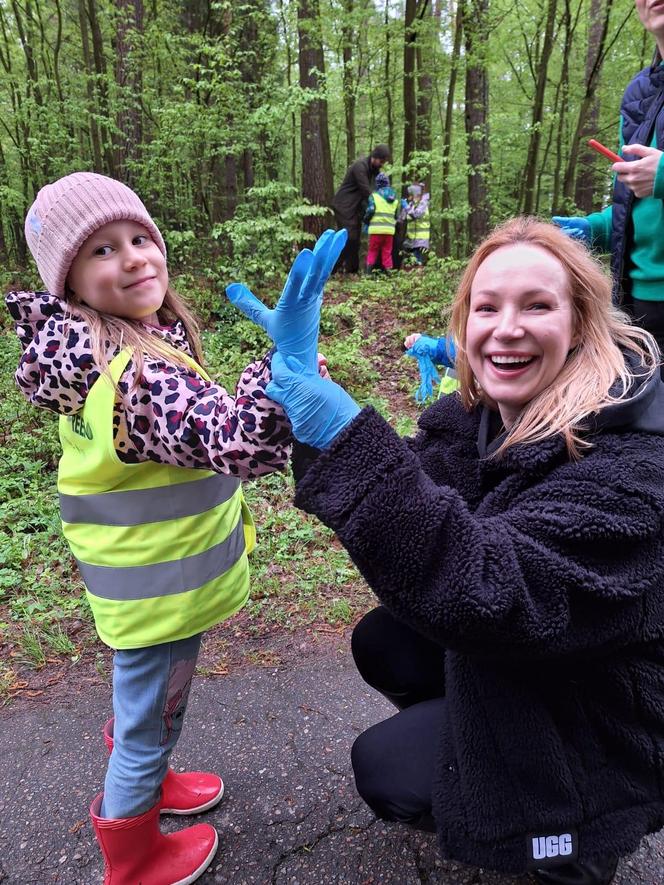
top-left (625, 297), bottom-right (664, 379)
top-left (334, 211), bottom-right (361, 273)
top-left (350, 606), bottom-right (446, 831)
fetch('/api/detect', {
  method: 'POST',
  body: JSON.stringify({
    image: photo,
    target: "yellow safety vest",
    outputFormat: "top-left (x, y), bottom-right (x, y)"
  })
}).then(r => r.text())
top-left (58, 348), bottom-right (255, 650)
top-left (368, 192), bottom-right (397, 235)
top-left (407, 206), bottom-right (430, 242)
top-left (439, 367), bottom-right (460, 397)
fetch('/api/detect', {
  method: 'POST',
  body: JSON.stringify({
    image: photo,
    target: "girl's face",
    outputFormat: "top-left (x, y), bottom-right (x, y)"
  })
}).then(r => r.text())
top-left (465, 243), bottom-right (577, 428)
top-left (67, 220), bottom-right (168, 323)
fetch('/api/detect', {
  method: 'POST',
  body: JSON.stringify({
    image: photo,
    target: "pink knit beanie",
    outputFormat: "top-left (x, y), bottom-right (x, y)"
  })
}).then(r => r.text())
top-left (24, 172), bottom-right (167, 297)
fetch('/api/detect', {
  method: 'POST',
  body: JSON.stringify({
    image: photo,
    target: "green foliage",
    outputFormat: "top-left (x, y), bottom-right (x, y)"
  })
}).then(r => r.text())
top-left (319, 301), bottom-right (357, 336)
top-left (213, 183), bottom-right (327, 286)
top-left (326, 598), bottom-right (353, 625)
top-left (321, 329), bottom-right (379, 399)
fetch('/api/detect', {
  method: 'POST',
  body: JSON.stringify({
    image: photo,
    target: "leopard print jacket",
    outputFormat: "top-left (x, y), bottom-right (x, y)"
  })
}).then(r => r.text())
top-left (6, 290), bottom-right (292, 479)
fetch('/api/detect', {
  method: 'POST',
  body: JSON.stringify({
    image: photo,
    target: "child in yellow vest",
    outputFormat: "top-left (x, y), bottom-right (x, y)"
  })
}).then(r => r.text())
top-left (399, 182), bottom-right (430, 265)
top-left (6, 172), bottom-right (345, 885)
top-left (363, 171), bottom-right (398, 272)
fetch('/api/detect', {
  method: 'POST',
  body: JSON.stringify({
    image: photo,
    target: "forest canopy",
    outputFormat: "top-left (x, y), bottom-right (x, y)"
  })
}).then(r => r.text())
top-left (0, 0), bottom-right (648, 281)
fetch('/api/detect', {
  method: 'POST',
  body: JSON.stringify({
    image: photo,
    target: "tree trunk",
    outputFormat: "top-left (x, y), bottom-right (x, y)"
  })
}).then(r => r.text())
top-left (551, 0), bottom-right (575, 213)
top-left (0, 5), bottom-right (30, 257)
top-left (562, 0), bottom-right (619, 204)
top-left (384, 0), bottom-right (394, 157)
top-left (224, 155), bottom-right (238, 222)
top-left (277, 0), bottom-right (297, 187)
top-left (86, 0), bottom-right (116, 176)
top-left (521, 0), bottom-right (557, 215)
top-left (441, 0), bottom-right (463, 256)
top-left (243, 149), bottom-right (255, 190)
top-left (342, 0), bottom-right (356, 166)
top-left (11, 0), bottom-right (49, 181)
top-left (0, 138), bottom-right (9, 260)
top-left (574, 0), bottom-right (603, 213)
top-left (297, 0), bottom-right (334, 237)
top-left (402, 0), bottom-right (418, 176)
top-left (416, 1), bottom-right (433, 191)
top-left (465, 0), bottom-right (491, 245)
top-left (11, 0), bottom-right (44, 109)
top-left (115, 0), bottom-right (144, 185)
top-left (78, 0), bottom-right (103, 172)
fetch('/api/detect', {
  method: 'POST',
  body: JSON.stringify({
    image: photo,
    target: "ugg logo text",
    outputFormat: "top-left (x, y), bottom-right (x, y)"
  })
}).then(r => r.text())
top-left (531, 834), bottom-right (574, 860)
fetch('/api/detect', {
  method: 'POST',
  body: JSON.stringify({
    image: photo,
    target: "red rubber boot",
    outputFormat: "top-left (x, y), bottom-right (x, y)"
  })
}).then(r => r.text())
top-left (90, 793), bottom-right (218, 885)
top-left (103, 718), bottom-right (224, 815)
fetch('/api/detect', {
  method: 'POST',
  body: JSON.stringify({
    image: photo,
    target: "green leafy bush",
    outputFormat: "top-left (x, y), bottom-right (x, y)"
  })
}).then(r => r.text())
top-left (212, 182), bottom-right (328, 287)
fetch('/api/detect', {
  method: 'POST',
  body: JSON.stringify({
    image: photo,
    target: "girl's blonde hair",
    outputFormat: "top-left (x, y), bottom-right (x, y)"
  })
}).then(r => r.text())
top-left (65, 285), bottom-right (204, 381)
top-left (449, 216), bottom-right (660, 459)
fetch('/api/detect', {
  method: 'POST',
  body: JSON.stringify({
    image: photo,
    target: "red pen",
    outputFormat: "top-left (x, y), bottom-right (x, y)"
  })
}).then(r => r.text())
top-left (588, 139), bottom-right (622, 164)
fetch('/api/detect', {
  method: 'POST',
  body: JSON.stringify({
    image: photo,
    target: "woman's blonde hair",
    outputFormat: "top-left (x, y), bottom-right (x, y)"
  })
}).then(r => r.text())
top-left (449, 216), bottom-right (660, 458)
top-left (65, 285), bottom-right (204, 382)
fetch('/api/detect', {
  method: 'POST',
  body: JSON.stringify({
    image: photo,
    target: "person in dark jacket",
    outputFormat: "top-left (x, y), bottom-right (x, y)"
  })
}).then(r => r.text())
top-left (239, 217), bottom-right (664, 885)
top-left (553, 1), bottom-right (664, 376)
top-left (332, 144), bottom-right (391, 273)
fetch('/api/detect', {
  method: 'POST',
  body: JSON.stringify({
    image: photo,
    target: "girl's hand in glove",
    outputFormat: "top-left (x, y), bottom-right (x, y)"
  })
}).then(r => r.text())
top-left (226, 228), bottom-right (347, 372)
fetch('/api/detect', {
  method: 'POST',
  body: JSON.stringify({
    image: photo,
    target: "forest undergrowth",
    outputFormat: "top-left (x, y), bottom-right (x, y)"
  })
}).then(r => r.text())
top-left (0, 259), bottom-right (459, 705)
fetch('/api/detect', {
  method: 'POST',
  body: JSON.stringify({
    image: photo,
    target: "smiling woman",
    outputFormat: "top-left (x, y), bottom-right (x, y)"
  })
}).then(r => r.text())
top-left (247, 216), bottom-right (664, 885)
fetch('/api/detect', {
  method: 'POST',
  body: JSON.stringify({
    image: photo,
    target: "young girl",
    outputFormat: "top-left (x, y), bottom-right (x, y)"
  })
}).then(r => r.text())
top-left (6, 171), bottom-right (344, 885)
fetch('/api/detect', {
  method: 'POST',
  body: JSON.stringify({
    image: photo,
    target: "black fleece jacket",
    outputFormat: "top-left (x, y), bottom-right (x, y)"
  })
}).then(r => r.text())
top-left (293, 368), bottom-right (664, 873)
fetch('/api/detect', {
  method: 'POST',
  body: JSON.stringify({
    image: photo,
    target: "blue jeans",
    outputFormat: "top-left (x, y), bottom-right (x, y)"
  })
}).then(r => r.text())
top-left (101, 633), bottom-right (202, 819)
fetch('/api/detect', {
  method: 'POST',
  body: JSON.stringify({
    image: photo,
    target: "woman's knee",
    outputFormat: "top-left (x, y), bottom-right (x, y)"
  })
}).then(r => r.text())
top-left (351, 607), bottom-right (389, 682)
top-left (351, 727), bottom-right (390, 814)
top-left (352, 606), bottom-right (445, 703)
top-left (351, 723), bottom-right (434, 827)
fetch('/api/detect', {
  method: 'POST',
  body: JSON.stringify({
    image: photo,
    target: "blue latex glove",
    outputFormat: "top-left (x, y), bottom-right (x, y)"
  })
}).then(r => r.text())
top-left (408, 335), bottom-right (442, 359)
top-left (266, 352), bottom-right (360, 449)
top-left (551, 216), bottom-right (591, 244)
top-left (400, 198), bottom-right (408, 209)
top-left (226, 228), bottom-right (347, 372)
top-left (411, 354), bottom-right (440, 403)
top-left (406, 335), bottom-right (456, 369)
top-left (362, 223), bottom-right (369, 234)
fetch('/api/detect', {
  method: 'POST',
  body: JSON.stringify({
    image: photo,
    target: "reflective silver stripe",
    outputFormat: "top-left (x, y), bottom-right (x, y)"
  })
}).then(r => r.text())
top-left (60, 473), bottom-right (240, 527)
top-left (408, 223), bottom-right (430, 237)
top-left (445, 368), bottom-right (458, 379)
top-left (78, 518), bottom-right (246, 601)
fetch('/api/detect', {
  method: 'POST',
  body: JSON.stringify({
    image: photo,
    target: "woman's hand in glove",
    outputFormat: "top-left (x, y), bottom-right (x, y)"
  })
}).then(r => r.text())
top-left (266, 352), bottom-right (360, 450)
